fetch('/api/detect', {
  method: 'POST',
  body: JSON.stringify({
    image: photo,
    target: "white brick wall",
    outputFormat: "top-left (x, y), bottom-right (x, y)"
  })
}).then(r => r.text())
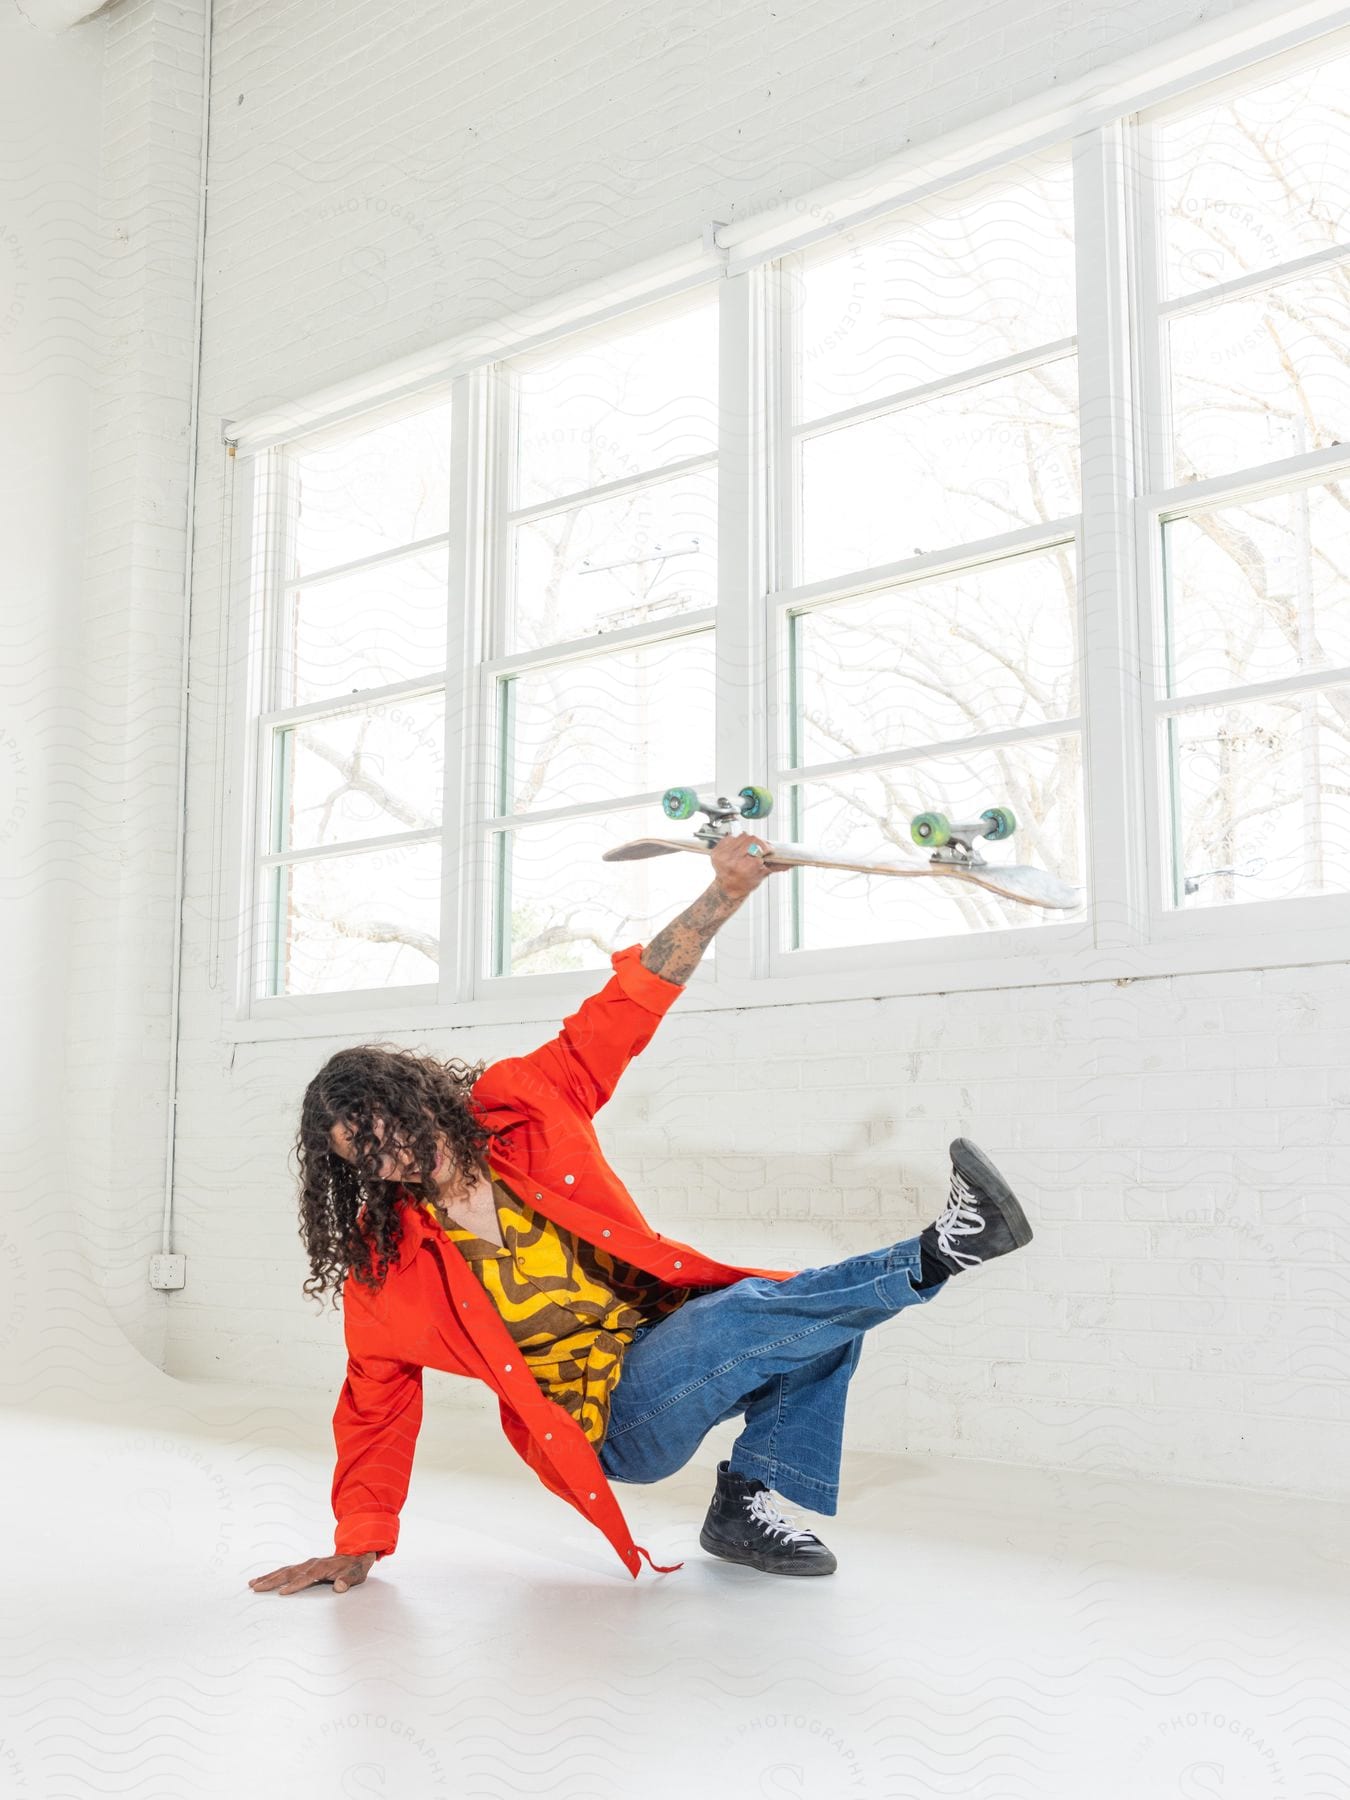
top-left (168, 955), bottom-right (1350, 1495)
top-left (0, 0), bottom-right (205, 1392)
top-left (24, 0), bottom-right (1343, 1500)
top-left (0, 5), bottom-right (109, 1407)
top-left (69, 0), bottom-right (207, 1363)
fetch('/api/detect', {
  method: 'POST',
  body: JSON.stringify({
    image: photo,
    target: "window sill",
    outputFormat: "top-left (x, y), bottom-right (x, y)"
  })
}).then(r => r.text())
top-left (221, 891), bottom-right (1350, 1042)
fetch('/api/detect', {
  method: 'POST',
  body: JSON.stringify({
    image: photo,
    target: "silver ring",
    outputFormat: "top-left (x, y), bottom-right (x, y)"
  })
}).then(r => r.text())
top-left (746, 843), bottom-right (764, 857)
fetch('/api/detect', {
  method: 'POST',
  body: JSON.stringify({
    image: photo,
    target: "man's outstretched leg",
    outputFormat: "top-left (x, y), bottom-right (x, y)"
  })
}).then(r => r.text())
top-left (600, 1138), bottom-right (1034, 1577)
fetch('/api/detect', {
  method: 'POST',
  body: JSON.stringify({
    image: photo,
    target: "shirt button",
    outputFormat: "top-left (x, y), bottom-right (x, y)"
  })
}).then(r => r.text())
top-left (589, 1492), bottom-right (597, 1500)
top-left (535, 1193), bottom-right (542, 1200)
top-left (602, 1229), bottom-right (611, 1239)
top-left (673, 1260), bottom-right (683, 1270)
top-left (504, 1364), bottom-right (513, 1373)
top-left (544, 1432), bottom-right (552, 1441)
top-left (564, 1174), bottom-right (575, 1184)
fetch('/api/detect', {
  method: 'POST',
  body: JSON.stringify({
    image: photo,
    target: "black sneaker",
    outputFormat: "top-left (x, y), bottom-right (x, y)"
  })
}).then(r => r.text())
top-left (920, 1138), bottom-right (1034, 1274)
top-left (698, 1461), bottom-right (838, 1576)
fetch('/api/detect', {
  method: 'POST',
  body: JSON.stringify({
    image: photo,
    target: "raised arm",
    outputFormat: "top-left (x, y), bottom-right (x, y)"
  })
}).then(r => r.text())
top-left (481, 832), bottom-right (781, 1119)
top-left (637, 830), bottom-right (777, 984)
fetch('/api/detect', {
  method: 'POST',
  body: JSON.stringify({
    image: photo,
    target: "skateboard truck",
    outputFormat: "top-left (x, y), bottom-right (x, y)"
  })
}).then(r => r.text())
top-left (604, 794), bottom-right (1077, 911)
top-left (661, 785), bottom-right (774, 847)
top-left (910, 806), bottom-right (1016, 868)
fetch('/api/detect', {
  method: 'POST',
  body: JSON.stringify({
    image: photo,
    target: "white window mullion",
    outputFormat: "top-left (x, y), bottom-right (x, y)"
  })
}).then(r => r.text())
top-left (1157, 234), bottom-right (1350, 322)
top-left (712, 265), bottom-right (769, 984)
top-left (1073, 121), bottom-right (1149, 951)
top-left (1143, 442), bottom-right (1350, 515)
top-left (1156, 661), bottom-right (1350, 718)
top-left (260, 670), bottom-right (447, 732)
top-left (776, 518), bottom-right (1080, 615)
top-left (262, 824), bottom-right (442, 869)
top-left (441, 369), bottom-right (479, 1006)
top-left (258, 447), bottom-right (298, 1002)
top-left (253, 711), bottom-right (282, 998)
top-left (767, 256), bottom-right (800, 962)
top-left (470, 364), bottom-right (512, 993)
top-left (231, 451), bottom-right (276, 1016)
top-left (482, 606), bottom-right (717, 678)
top-left (275, 530), bottom-right (452, 595)
top-left (505, 449), bottom-right (717, 525)
top-left (794, 335), bottom-right (1078, 443)
top-left (1130, 118), bottom-right (1171, 494)
top-left (790, 715), bottom-right (1084, 785)
top-left (267, 447), bottom-right (298, 718)
top-left (1129, 112), bottom-right (1185, 918)
top-left (768, 257), bottom-right (797, 964)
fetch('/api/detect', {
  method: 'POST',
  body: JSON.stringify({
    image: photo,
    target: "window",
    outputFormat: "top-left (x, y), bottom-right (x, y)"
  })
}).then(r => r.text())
top-left (1141, 42), bottom-right (1350, 909)
top-left (778, 150), bottom-right (1086, 948)
top-left (236, 23), bottom-right (1350, 1017)
top-left (483, 291), bottom-right (720, 979)
top-left (255, 400), bottom-right (452, 997)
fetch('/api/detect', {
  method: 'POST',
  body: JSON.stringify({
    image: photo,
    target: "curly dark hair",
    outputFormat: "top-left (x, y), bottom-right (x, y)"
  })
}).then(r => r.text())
top-left (295, 1041), bottom-right (501, 1305)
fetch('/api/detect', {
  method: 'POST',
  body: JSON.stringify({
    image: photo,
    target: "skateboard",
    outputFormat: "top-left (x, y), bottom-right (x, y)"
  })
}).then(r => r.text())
top-left (603, 786), bottom-right (1082, 911)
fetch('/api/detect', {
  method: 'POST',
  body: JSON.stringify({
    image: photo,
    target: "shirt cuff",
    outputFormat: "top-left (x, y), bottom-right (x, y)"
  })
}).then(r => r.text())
top-left (334, 1511), bottom-right (400, 1558)
top-left (610, 943), bottom-right (686, 1015)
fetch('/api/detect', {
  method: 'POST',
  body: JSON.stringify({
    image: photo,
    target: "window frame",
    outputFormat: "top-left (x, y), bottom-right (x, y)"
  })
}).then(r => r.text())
top-left (475, 289), bottom-right (724, 990)
top-left (1131, 43), bottom-right (1350, 947)
top-left (239, 395), bottom-right (456, 1010)
top-left (220, 18), bottom-right (1350, 1041)
top-left (763, 139), bottom-right (1097, 979)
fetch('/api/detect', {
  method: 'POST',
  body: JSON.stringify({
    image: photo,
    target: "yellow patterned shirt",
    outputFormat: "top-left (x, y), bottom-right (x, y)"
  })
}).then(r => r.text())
top-left (423, 1173), bottom-right (690, 1444)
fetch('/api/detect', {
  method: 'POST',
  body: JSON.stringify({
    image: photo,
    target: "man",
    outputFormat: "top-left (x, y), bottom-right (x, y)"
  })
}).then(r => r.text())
top-left (248, 831), bottom-right (1032, 1597)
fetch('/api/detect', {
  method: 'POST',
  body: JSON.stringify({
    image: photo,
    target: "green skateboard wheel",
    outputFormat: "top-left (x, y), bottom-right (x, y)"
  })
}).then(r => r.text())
top-left (662, 786), bottom-right (700, 821)
top-left (981, 806), bottom-right (1016, 842)
top-left (911, 811), bottom-right (951, 847)
top-left (738, 784), bottom-right (774, 820)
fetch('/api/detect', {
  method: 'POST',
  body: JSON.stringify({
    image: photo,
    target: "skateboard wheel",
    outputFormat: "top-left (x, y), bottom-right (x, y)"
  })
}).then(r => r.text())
top-left (981, 806), bottom-right (1016, 842)
top-left (662, 786), bottom-right (700, 821)
top-left (738, 784), bottom-right (774, 820)
top-left (911, 811), bottom-right (951, 847)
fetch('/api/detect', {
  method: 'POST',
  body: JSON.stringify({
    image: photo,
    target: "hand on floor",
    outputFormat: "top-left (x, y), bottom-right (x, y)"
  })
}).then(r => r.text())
top-left (248, 1550), bottom-right (378, 1596)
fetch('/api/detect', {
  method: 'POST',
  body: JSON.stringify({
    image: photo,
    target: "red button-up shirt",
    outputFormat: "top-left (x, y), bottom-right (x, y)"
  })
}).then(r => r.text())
top-left (331, 943), bottom-right (796, 1579)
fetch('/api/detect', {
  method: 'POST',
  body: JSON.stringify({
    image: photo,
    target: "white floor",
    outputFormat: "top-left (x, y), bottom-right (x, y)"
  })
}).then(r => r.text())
top-left (8, 1384), bottom-right (1349, 1800)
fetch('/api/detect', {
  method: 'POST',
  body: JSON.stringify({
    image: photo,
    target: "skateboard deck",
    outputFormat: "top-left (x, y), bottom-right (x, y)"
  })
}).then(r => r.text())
top-left (603, 836), bottom-right (1081, 910)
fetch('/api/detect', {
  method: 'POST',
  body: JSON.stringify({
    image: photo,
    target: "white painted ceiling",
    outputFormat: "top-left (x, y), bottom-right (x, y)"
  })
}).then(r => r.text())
top-left (15, 0), bottom-right (121, 30)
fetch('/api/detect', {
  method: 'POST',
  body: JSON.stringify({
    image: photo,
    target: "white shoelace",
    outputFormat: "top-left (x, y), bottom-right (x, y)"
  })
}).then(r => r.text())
top-left (745, 1488), bottom-right (816, 1543)
top-left (933, 1168), bottom-right (986, 1269)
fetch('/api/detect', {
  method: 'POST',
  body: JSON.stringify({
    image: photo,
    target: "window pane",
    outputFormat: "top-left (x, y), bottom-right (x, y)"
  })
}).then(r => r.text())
top-left (793, 550), bottom-right (1077, 766)
top-left (502, 634), bottom-right (714, 813)
top-left (284, 546), bottom-right (448, 706)
top-left (786, 736), bottom-right (1084, 948)
top-left (1154, 47), bottom-right (1350, 300)
top-left (511, 467), bottom-right (716, 649)
top-left (1163, 482), bottom-right (1350, 699)
top-left (268, 841), bottom-right (440, 996)
top-left (274, 694), bottom-right (444, 852)
top-left (800, 360), bottom-right (1078, 582)
top-left (1167, 690), bottom-right (1350, 906)
top-left (513, 299), bottom-right (718, 508)
top-left (794, 150), bottom-right (1075, 423)
top-left (289, 401), bottom-right (452, 578)
top-left (1170, 265), bottom-right (1350, 483)
top-left (493, 804), bottom-right (706, 977)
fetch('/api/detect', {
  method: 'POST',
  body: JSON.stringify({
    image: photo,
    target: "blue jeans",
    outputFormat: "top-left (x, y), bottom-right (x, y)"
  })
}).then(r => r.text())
top-left (597, 1236), bottom-right (943, 1516)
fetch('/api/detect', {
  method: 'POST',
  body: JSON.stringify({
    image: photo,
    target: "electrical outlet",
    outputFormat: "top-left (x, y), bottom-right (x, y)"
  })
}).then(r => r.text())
top-left (149, 1253), bottom-right (186, 1291)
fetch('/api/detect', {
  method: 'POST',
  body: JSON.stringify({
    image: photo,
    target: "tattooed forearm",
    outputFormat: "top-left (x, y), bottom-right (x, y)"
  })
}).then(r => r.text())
top-left (640, 882), bottom-right (745, 985)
